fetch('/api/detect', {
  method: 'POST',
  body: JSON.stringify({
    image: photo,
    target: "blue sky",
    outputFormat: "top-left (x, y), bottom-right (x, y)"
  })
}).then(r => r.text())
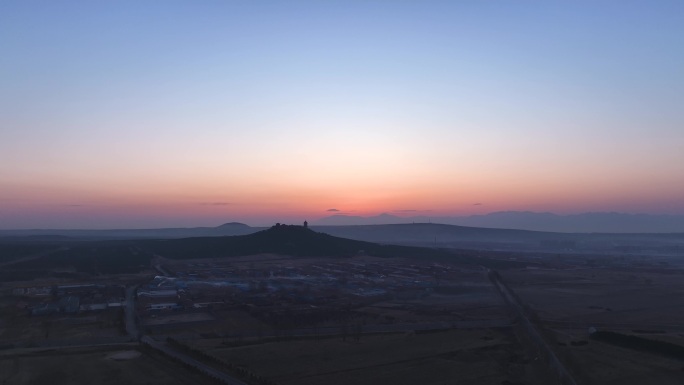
top-left (1, 1), bottom-right (683, 228)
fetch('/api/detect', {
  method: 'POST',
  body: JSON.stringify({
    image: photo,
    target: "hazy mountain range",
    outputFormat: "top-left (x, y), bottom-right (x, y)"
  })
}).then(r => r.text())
top-left (2, 212), bottom-right (684, 241)
top-left (3, 214), bottom-right (684, 256)
top-left (312, 211), bottom-right (684, 233)
top-left (0, 222), bottom-right (256, 240)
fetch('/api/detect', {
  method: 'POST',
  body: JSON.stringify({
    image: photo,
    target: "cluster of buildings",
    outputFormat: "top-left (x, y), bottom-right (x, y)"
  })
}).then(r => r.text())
top-left (137, 276), bottom-right (186, 312)
top-left (135, 258), bottom-right (481, 333)
top-left (13, 284), bottom-right (125, 316)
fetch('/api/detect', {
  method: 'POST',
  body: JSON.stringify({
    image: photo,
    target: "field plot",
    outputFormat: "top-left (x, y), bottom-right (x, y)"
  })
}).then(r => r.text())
top-left (144, 312), bottom-right (215, 326)
top-left (0, 346), bottom-right (211, 385)
top-left (500, 268), bottom-right (684, 326)
top-left (552, 329), bottom-right (684, 385)
top-left (194, 329), bottom-right (547, 385)
top-left (499, 265), bottom-right (684, 384)
top-left (358, 285), bottom-right (507, 324)
top-left (0, 285), bottom-right (127, 346)
top-left (141, 254), bottom-right (510, 340)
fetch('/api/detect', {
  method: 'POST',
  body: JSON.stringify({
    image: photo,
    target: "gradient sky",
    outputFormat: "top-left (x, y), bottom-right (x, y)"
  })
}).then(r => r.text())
top-left (1, 1), bottom-right (683, 229)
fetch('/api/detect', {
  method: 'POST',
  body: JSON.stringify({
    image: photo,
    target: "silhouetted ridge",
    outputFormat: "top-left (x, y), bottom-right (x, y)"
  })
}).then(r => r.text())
top-left (140, 224), bottom-right (526, 268)
top-left (143, 224), bottom-right (374, 259)
top-left (216, 222), bottom-right (250, 228)
top-left (248, 224), bottom-right (368, 256)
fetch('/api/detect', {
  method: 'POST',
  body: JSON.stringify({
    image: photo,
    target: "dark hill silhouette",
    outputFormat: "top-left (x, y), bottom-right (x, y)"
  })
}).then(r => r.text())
top-left (312, 223), bottom-right (573, 252)
top-left (1, 225), bottom-right (527, 279)
top-left (217, 222), bottom-right (251, 228)
top-left (143, 224), bottom-right (376, 259)
top-left (0, 222), bottom-right (257, 240)
top-left (140, 224), bottom-right (523, 268)
top-left (313, 223), bottom-right (553, 243)
top-left (312, 223), bottom-right (684, 254)
top-left (313, 211), bottom-right (684, 233)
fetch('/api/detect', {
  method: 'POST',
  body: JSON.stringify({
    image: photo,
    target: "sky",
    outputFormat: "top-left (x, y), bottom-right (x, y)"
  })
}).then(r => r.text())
top-left (1, 1), bottom-right (683, 229)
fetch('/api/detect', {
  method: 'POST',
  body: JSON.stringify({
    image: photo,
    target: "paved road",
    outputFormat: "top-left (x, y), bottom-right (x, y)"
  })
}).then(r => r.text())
top-left (141, 336), bottom-right (247, 385)
top-left (0, 341), bottom-right (138, 356)
top-left (0, 246), bottom-right (68, 268)
top-left (489, 269), bottom-right (578, 385)
top-left (126, 283), bottom-right (247, 384)
top-left (152, 254), bottom-right (172, 276)
top-left (271, 319), bottom-right (511, 338)
top-left (124, 285), bottom-right (140, 340)
top-left (544, 320), bottom-right (684, 332)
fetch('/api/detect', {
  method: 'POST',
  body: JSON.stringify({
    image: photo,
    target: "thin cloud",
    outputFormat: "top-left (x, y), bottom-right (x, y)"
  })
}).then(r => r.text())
top-left (473, 203), bottom-right (483, 206)
top-left (393, 209), bottom-right (432, 213)
top-left (327, 208), bottom-right (340, 212)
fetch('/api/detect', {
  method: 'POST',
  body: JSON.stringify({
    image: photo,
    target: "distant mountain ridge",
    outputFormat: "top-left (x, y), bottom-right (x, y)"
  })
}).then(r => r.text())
top-left (313, 211), bottom-right (684, 233)
top-left (142, 224), bottom-right (374, 259)
top-left (3, 211), bottom-right (684, 239)
top-left (0, 222), bottom-right (258, 240)
top-left (3, 221), bottom-right (684, 256)
top-left (140, 224), bottom-right (523, 268)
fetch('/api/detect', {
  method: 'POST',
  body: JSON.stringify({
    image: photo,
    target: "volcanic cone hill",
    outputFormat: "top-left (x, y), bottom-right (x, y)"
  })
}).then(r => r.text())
top-left (142, 224), bottom-right (378, 259)
top-left (144, 223), bottom-right (471, 261)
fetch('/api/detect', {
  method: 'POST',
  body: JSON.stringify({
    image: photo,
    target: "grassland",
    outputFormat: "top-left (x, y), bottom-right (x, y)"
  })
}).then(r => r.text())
top-left (0, 346), bottom-right (212, 385)
top-left (187, 328), bottom-right (548, 385)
